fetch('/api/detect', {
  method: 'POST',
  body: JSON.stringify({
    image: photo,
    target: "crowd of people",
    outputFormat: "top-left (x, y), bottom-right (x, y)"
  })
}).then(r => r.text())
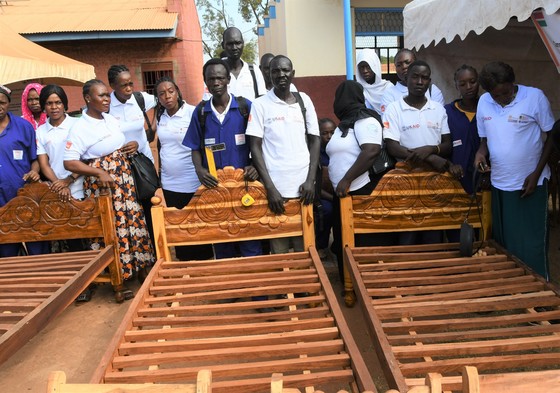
top-left (0, 26), bottom-right (556, 299)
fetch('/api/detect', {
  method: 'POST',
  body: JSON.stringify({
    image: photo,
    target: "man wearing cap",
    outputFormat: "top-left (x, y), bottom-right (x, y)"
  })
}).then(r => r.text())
top-left (0, 85), bottom-right (49, 257)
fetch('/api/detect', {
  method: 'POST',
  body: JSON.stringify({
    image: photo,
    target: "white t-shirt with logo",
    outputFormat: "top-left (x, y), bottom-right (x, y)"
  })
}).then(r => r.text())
top-left (383, 97), bottom-right (450, 149)
top-left (64, 112), bottom-right (125, 161)
top-left (37, 115), bottom-right (84, 199)
top-left (477, 84), bottom-right (554, 191)
top-left (246, 89), bottom-right (319, 198)
top-left (157, 103), bottom-right (201, 193)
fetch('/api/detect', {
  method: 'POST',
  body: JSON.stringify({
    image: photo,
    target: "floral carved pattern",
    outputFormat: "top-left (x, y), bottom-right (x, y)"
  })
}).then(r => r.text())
top-left (353, 163), bottom-right (478, 230)
top-left (163, 167), bottom-right (302, 239)
top-left (0, 183), bottom-right (100, 239)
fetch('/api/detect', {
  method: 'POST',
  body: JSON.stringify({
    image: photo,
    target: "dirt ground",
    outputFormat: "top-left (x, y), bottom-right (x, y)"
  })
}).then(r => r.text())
top-left (1, 229), bottom-right (559, 393)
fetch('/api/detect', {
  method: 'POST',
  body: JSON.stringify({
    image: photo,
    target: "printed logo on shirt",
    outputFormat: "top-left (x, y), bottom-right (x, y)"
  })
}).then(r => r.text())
top-left (482, 116), bottom-right (492, 121)
top-left (507, 115), bottom-right (530, 124)
top-left (426, 121), bottom-right (440, 130)
top-left (401, 124), bottom-right (421, 132)
top-left (65, 141), bottom-right (73, 150)
top-left (268, 116), bottom-right (286, 123)
top-left (453, 139), bottom-right (462, 148)
top-left (383, 121), bottom-right (390, 129)
top-left (381, 105), bottom-right (386, 113)
top-left (13, 150), bottom-right (23, 160)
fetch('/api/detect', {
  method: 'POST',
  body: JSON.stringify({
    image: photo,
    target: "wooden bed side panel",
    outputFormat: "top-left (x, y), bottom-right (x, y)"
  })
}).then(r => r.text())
top-left (346, 243), bottom-right (560, 392)
top-left (0, 247), bottom-right (113, 366)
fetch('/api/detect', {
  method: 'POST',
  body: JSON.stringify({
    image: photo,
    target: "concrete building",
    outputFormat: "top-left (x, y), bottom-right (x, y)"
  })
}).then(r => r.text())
top-left (0, 0), bottom-right (203, 113)
top-left (258, 0), bottom-right (408, 119)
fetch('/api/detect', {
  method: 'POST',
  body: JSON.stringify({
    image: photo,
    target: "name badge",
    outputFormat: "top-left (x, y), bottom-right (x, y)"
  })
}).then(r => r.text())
top-left (13, 150), bottom-right (23, 160)
top-left (453, 139), bottom-right (462, 147)
top-left (235, 134), bottom-right (246, 145)
top-left (205, 138), bottom-right (216, 145)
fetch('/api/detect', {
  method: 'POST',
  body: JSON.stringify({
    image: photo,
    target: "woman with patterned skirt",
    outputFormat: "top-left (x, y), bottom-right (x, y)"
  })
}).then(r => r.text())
top-left (63, 79), bottom-right (154, 299)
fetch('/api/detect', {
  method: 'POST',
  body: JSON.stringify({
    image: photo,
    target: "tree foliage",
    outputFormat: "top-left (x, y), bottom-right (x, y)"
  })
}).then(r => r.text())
top-left (196, 0), bottom-right (268, 64)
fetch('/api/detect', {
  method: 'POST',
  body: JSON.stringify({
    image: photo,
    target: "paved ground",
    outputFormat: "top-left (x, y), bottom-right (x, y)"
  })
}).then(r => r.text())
top-left (1, 233), bottom-right (559, 393)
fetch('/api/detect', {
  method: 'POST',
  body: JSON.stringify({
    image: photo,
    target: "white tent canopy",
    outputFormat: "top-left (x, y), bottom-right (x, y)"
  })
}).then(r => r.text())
top-left (404, 0), bottom-right (560, 49)
top-left (0, 21), bottom-right (95, 85)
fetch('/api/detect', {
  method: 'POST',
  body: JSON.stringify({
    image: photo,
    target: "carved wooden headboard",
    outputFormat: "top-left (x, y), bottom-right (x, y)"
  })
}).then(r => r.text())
top-left (340, 162), bottom-right (491, 248)
top-left (0, 182), bottom-right (117, 246)
top-left (150, 166), bottom-right (315, 261)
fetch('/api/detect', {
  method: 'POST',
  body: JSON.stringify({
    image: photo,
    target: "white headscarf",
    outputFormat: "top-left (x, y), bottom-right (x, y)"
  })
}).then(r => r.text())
top-left (355, 49), bottom-right (393, 114)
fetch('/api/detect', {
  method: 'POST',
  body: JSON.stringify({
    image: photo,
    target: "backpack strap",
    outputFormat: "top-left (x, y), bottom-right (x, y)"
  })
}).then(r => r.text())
top-left (235, 96), bottom-right (250, 130)
top-left (133, 91), bottom-right (155, 142)
top-left (196, 100), bottom-right (208, 143)
top-left (292, 91), bottom-right (308, 135)
top-left (248, 64), bottom-right (260, 99)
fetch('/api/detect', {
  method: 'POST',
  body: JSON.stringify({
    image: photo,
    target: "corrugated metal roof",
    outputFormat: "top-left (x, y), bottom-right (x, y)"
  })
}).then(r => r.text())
top-left (0, 0), bottom-right (178, 34)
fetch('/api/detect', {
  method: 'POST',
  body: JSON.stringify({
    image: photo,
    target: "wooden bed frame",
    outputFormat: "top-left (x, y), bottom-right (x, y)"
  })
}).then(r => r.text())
top-left (340, 164), bottom-right (560, 392)
top-left (87, 166), bottom-right (377, 393)
top-left (0, 182), bottom-right (123, 366)
top-left (340, 162), bottom-right (491, 306)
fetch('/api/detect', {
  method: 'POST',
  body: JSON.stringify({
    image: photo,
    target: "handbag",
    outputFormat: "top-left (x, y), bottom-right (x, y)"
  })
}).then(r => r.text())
top-left (371, 146), bottom-right (396, 175)
top-left (129, 152), bottom-right (160, 200)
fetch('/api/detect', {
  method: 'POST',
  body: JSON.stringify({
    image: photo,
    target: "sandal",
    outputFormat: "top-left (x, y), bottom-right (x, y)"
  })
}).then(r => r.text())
top-left (122, 287), bottom-right (134, 300)
top-left (76, 284), bottom-right (96, 303)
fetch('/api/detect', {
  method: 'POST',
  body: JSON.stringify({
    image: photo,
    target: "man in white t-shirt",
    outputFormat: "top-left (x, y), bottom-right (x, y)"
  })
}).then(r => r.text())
top-left (384, 60), bottom-right (452, 245)
top-left (380, 48), bottom-right (444, 114)
top-left (246, 55), bottom-right (320, 254)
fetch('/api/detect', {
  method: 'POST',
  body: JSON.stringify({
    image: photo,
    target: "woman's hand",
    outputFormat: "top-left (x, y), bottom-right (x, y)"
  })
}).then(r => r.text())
top-left (57, 186), bottom-right (72, 202)
top-left (521, 172), bottom-right (539, 198)
top-left (97, 170), bottom-right (115, 188)
top-left (122, 141), bottom-right (139, 155)
top-left (50, 178), bottom-right (72, 193)
top-left (335, 178), bottom-right (351, 198)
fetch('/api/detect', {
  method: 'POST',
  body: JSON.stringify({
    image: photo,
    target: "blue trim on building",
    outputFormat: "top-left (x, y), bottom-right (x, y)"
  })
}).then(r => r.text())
top-left (269, 5), bottom-right (276, 19)
top-left (258, 26), bottom-right (265, 36)
top-left (264, 17), bottom-right (269, 28)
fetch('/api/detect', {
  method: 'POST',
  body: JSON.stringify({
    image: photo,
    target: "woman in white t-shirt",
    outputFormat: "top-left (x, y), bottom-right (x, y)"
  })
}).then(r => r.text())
top-left (154, 76), bottom-right (214, 260)
top-left (326, 80), bottom-right (383, 279)
top-left (63, 79), bottom-right (155, 298)
top-left (36, 85), bottom-right (81, 202)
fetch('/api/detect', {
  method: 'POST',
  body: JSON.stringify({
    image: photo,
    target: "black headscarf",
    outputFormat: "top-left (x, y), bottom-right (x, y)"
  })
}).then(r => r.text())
top-left (333, 80), bottom-right (381, 137)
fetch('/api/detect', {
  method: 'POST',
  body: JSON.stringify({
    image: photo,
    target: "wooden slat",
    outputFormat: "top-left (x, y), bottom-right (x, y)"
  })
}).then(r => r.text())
top-left (0, 183), bottom-right (123, 366)
top-left (346, 241), bottom-right (560, 391)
